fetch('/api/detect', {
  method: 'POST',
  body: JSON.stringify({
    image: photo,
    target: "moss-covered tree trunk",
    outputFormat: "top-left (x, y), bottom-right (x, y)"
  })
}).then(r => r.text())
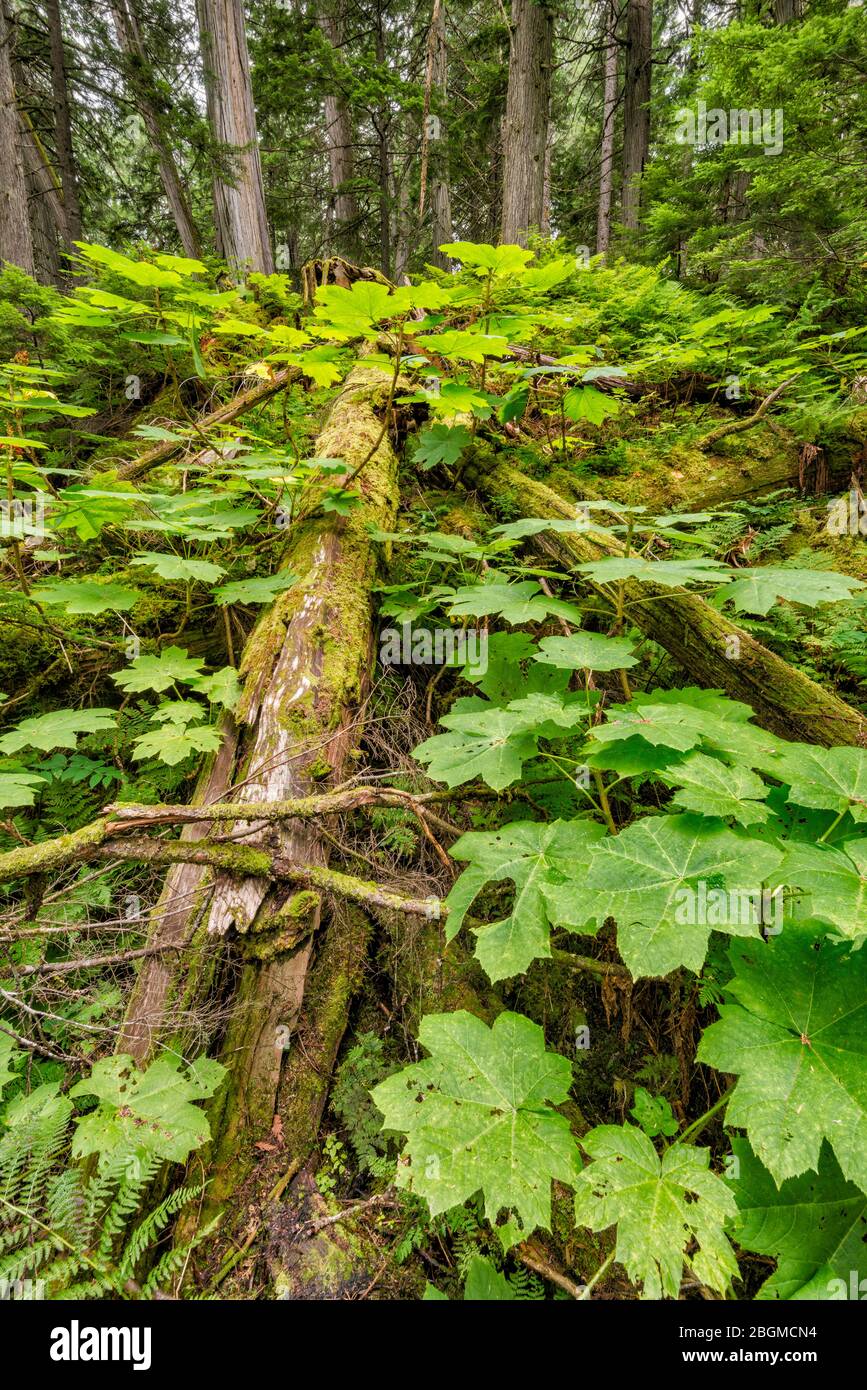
top-left (481, 461), bottom-right (866, 746)
top-left (119, 364), bottom-right (400, 1247)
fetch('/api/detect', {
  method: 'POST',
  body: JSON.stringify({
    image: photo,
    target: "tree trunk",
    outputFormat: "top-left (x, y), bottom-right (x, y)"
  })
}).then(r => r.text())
top-left (120, 362), bottom-right (400, 1238)
top-left (45, 0), bottom-right (82, 246)
top-left (421, 0), bottom-right (452, 268)
top-left (621, 0), bottom-right (652, 231)
top-left (374, 0), bottom-right (391, 277)
top-left (479, 461), bottom-right (867, 747)
top-left (109, 0), bottom-right (202, 258)
top-left (17, 109), bottom-right (65, 286)
top-left (499, 0), bottom-right (554, 246)
top-left (596, 0), bottom-right (618, 255)
top-left (0, 2), bottom-right (34, 275)
top-left (196, 0), bottom-right (274, 274)
top-left (320, 3), bottom-right (358, 257)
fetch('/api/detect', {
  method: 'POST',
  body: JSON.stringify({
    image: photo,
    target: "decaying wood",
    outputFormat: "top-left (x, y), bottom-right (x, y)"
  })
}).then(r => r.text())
top-left (480, 460), bottom-right (867, 746)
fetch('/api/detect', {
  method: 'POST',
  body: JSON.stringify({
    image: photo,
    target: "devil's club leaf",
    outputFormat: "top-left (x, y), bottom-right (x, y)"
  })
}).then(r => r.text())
top-left (0, 707), bottom-right (116, 755)
top-left (31, 580), bottom-right (143, 614)
top-left (412, 423), bottom-right (472, 471)
top-left (698, 923), bottom-right (867, 1191)
top-left (772, 746), bottom-right (867, 823)
top-left (726, 1137), bottom-right (867, 1301)
top-left (584, 813), bottom-right (784, 978)
top-left (446, 819), bottom-right (607, 981)
top-left (771, 839), bottom-right (867, 940)
top-left (534, 631), bottom-right (637, 672)
top-left (576, 556), bottom-right (732, 588)
top-left (719, 567), bottom-right (864, 616)
top-left (370, 1011), bottom-right (581, 1239)
top-left (659, 752), bottom-right (772, 827)
top-left (112, 645), bottom-right (205, 693)
top-left (448, 578), bottom-right (581, 626)
top-left (413, 705), bottom-right (538, 790)
top-left (70, 1053), bottom-right (225, 1167)
top-left (0, 769), bottom-right (46, 808)
top-left (574, 1125), bottom-right (738, 1299)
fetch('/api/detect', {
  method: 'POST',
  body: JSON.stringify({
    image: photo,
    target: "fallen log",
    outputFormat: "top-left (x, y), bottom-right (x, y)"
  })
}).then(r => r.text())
top-left (110, 367), bottom-right (299, 481)
top-left (479, 460), bottom-right (867, 747)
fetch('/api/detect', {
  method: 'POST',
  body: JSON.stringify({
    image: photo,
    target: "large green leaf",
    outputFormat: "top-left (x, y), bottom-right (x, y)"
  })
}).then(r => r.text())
top-left (697, 923), bottom-right (867, 1191)
top-left (131, 552), bottom-right (227, 584)
top-left (447, 578), bottom-right (582, 626)
top-left (112, 645), bottom-right (205, 693)
top-left (70, 1054), bottom-right (226, 1167)
top-left (727, 1138), bottom-right (867, 1301)
top-left (574, 1125), bottom-right (737, 1299)
top-left (659, 752), bottom-right (772, 827)
top-left (584, 813), bottom-right (784, 977)
top-left (446, 820), bottom-right (607, 981)
top-left (371, 1011), bottom-right (581, 1242)
top-left (31, 580), bottom-right (143, 614)
top-left (0, 769), bottom-right (46, 808)
top-left (534, 631), bottom-right (637, 672)
top-left (413, 704), bottom-right (538, 790)
top-left (0, 707), bottom-right (116, 755)
top-left (771, 838), bottom-right (867, 940)
top-left (576, 556), bottom-right (732, 588)
top-left (771, 746), bottom-right (867, 822)
top-left (718, 567), bottom-right (864, 616)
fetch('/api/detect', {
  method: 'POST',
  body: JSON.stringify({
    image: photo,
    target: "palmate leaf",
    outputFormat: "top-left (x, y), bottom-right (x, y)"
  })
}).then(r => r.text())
top-left (441, 241), bottom-right (534, 277)
top-left (112, 645), bottom-right (205, 693)
top-left (0, 769), bottom-right (46, 808)
top-left (770, 838), bottom-right (867, 941)
top-left (131, 552), bottom-right (227, 584)
top-left (697, 923), bottom-right (867, 1191)
top-left (770, 745), bottom-right (867, 822)
top-left (534, 631), bottom-right (637, 672)
top-left (584, 813), bottom-right (784, 978)
top-left (562, 385), bottom-right (620, 424)
top-left (659, 752), bottom-right (772, 827)
top-left (446, 820), bottom-right (607, 981)
top-left (371, 1011), bottom-right (581, 1243)
top-left (0, 707), bottom-right (116, 755)
top-left (726, 1138), bottom-right (867, 1301)
top-left (574, 1125), bottom-right (738, 1300)
top-left (30, 580), bottom-right (142, 614)
top-left (213, 570), bottom-right (298, 606)
top-left (132, 720), bottom-right (222, 766)
top-left (718, 566), bottom-right (864, 616)
top-left (448, 578), bottom-right (582, 626)
top-left (588, 688), bottom-right (784, 767)
top-left (577, 556), bottom-right (732, 588)
top-left (413, 704), bottom-right (538, 791)
top-left (411, 423), bottom-right (472, 471)
top-left (70, 1054), bottom-right (225, 1167)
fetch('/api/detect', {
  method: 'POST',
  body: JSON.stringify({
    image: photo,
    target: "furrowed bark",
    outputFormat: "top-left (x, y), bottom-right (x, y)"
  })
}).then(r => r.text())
top-left (480, 461), bottom-right (866, 747)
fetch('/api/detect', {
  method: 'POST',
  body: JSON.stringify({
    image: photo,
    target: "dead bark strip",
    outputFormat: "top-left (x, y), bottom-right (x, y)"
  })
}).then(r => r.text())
top-left (480, 461), bottom-right (867, 747)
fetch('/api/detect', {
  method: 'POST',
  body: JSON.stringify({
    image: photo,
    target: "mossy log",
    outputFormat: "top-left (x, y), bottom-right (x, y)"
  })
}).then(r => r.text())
top-left (481, 461), bottom-right (866, 746)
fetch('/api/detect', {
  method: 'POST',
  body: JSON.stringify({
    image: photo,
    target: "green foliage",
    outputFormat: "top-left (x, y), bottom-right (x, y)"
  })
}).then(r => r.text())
top-left (371, 1012), bottom-right (581, 1247)
top-left (574, 1126), bottom-right (738, 1300)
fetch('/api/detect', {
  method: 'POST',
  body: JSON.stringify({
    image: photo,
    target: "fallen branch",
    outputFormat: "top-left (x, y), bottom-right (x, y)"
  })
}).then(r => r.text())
top-left (110, 367), bottom-right (299, 481)
top-left (695, 377), bottom-right (796, 451)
